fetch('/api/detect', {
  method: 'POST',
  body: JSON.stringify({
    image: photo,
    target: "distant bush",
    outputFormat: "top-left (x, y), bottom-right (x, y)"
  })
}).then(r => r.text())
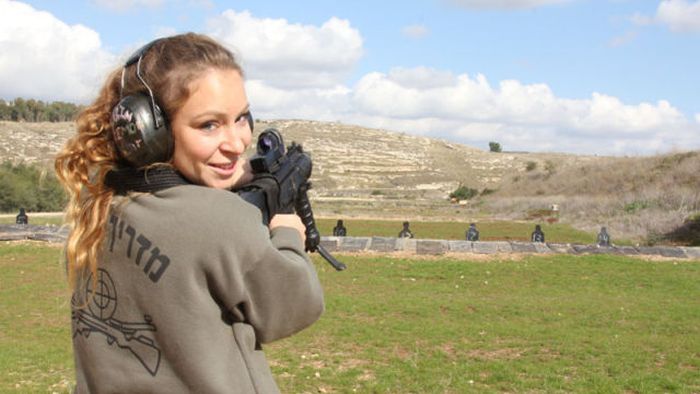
top-left (526, 161), bottom-right (537, 171)
top-left (0, 161), bottom-right (66, 213)
top-left (489, 141), bottom-right (502, 153)
top-left (450, 185), bottom-right (479, 200)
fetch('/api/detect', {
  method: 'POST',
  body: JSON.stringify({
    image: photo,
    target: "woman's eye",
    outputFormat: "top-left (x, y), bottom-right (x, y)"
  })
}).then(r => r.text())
top-left (235, 111), bottom-right (250, 126)
top-left (201, 121), bottom-right (218, 132)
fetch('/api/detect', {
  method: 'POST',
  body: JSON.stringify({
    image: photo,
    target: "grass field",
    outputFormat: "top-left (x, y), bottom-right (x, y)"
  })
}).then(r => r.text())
top-left (2, 242), bottom-right (699, 393)
top-left (0, 213), bottom-right (63, 227)
top-left (316, 218), bottom-right (603, 245)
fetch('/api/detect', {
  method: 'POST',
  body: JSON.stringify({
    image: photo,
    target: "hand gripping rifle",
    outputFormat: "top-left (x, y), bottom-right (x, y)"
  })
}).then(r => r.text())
top-left (235, 128), bottom-right (346, 271)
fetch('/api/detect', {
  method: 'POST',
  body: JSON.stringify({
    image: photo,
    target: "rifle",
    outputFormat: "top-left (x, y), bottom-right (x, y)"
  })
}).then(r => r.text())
top-left (73, 309), bottom-right (161, 376)
top-left (235, 128), bottom-right (346, 271)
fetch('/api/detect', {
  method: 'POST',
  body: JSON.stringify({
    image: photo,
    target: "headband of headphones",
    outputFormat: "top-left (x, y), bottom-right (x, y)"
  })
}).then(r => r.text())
top-left (111, 38), bottom-right (172, 168)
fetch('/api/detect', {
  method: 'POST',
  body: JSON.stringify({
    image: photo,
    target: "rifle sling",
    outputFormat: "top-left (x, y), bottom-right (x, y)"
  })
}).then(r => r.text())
top-left (105, 166), bottom-right (190, 195)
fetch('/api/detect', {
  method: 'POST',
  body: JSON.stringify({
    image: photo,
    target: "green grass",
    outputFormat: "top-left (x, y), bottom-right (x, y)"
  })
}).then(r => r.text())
top-left (0, 242), bottom-right (73, 393)
top-left (2, 243), bottom-right (698, 393)
top-left (317, 218), bottom-right (600, 244)
top-left (0, 213), bottom-right (64, 226)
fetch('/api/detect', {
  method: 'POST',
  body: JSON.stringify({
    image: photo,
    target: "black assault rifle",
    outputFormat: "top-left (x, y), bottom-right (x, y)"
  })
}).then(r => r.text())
top-left (235, 128), bottom-right (346, 271)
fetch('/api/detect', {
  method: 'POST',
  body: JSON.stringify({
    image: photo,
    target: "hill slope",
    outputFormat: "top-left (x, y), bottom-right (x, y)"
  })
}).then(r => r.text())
top-left (1, 119), bottom-right (698, 244)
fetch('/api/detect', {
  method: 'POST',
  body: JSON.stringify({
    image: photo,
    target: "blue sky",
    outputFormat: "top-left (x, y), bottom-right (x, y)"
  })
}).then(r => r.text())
top-left (1, 0), bottom-right (699, 155)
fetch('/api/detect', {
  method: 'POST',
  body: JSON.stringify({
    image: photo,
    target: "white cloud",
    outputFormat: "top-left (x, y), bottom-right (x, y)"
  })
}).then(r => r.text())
top-left (608, 30), bottom-right (638, 47)
top-left (447, 0), bottom-right (572, 10)
top-left (246, 80), bottom-right (353, 121)
top-left (249, 66), bottom-right (698, 155)
top-left (91, 0), bottom-right (164, 11)
top-left (632, 0), bottom-right (700, 33)
top-left (0, 0), bottom-right (116, 103)
top-left (402, 24), bottom-right (429, 39)
top-left (206, 10), bottom-right (363, 89)
top-left (629, 13), bottom-right (653, 26)
top-left (656, 0), bottom-right (700, 32)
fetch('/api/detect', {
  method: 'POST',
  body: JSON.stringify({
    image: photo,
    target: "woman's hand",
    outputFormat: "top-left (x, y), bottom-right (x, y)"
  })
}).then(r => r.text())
top-left (269, 214), bottom-right (306, 244)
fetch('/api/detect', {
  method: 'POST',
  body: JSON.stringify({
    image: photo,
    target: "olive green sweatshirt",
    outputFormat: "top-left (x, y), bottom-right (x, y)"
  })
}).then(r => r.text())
top-left (71, 185), bottom-right (324, 393)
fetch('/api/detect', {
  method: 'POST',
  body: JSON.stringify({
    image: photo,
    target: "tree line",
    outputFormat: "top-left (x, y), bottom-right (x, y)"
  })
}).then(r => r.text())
top-left (0, 98), bottom-right (82, 122)
top-left (0, 161), bottom-right (66, 213)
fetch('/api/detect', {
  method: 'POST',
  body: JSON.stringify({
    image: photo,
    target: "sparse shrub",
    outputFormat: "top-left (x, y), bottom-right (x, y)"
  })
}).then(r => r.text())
top-left (489, 141), bottom-right (502, 153)
top-left (480, 188), bottom-right (496, 196)
top-left (450, 185), bottom-right (479, 201)
top-left (544, 160), bottom-right (556, 177)
top-left (526, 161), bottom-right (537, 171)
top-left (624, 200), bottom-right (649, 214)
top-left (371, 190), bottom-right (383, 196)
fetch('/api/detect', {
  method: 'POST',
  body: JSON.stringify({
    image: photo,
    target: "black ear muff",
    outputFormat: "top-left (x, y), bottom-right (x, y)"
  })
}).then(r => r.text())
top-left (111, 93), bottom-right (172, 168)
top-left (111, 38), bottom-right (173, 168)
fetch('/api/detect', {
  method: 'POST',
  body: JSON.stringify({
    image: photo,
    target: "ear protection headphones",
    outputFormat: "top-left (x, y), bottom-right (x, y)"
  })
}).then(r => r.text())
top-left (110, 38), bottom-right (172, 168)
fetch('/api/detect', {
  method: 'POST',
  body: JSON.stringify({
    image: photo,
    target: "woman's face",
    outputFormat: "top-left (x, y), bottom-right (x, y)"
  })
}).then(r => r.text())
top-left (170, 68), bottom-right (253, 189)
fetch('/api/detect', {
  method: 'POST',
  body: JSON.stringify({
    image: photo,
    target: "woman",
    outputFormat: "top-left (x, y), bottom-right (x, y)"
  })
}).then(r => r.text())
top-left (55, 33), bottom-right (324, 393)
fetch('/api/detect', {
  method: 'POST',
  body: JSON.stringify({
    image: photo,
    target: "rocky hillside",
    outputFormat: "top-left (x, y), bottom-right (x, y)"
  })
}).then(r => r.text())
top-left (0, 119), bottom-right (601, 219)
top-left (3, 119), bottom-right (699, 244)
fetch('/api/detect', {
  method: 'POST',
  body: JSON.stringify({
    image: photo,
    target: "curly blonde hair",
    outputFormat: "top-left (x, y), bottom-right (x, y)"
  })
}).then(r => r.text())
top-left (54, 33), bottom-right (242, 289)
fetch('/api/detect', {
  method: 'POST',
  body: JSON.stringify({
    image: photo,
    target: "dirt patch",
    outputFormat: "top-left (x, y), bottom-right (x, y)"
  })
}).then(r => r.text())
top-left (467, 347), bottom-right (524, 360)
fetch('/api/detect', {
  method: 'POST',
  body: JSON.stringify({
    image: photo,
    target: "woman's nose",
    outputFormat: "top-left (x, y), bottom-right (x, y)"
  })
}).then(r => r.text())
top-left (220, 126), bottom-right (249, 154)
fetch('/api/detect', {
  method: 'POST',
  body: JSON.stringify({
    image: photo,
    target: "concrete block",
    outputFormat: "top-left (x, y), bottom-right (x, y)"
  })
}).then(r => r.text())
top-left (395, 238), bottom-right (417, 253)
top-left (510, 242), bottom-right (536, 253)
top-left (338, 237), bottom-right (370, 252)
top-left (320, 237), bottom-right (339, 252)
top-left (636, 246), bottom-right (687, 258)
top-left (494, 242), bottom-right (513, 253)
top-left (369, 237), bottom-right (398, 252)
top-left (533, 243), bottom-right (553, 253)
top-left (571, 244), bottom-right (604, 254)
top-left (448, 240), bottom-right (472, 253)
top-left (611, 246), bottom-right (639, 256)
top-left (547, 243), bottom-right (574, 254)
top-left (0, 233), bottom-right (29, 241)
top-left (29, 233), bottom-right (67, 243)
top-left (472, 242), bottom-right (500, 254)
top-left (416, 239), bottom-right (448, 255)
top-left (0, 224), bottom-right (31, 241)
top-left (573, 245), bottom-right (618, 254)
top-left (680, 247), bottom-right (700, 259)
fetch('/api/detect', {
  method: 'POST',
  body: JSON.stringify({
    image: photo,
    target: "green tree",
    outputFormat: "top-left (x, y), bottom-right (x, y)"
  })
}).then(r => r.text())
top-left (0, 98), bottom-right (81, 122)
top-left (449, 185), bottom-right (479, 200)
top-left (0, 161), bottom-right (67, 212)
top-left (489, 141), bottom-right (502, 152)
